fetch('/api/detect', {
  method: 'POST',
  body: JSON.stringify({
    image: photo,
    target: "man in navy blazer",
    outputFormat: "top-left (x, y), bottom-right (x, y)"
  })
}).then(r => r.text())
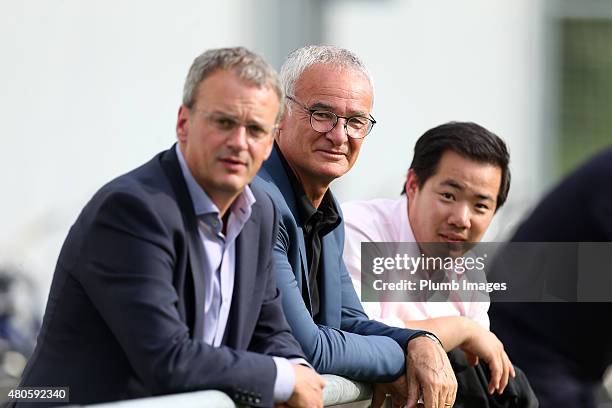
top-left (490, 148), bottom-right (612, 408)
top-left (254, 45), bottom-right (457, 408)
top-left (14, 47), bottom-right (323, 408)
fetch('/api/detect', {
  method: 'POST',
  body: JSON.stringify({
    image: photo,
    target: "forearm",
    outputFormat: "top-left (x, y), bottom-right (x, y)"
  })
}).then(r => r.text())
top-left (403, 316), bottom-right (475, 351)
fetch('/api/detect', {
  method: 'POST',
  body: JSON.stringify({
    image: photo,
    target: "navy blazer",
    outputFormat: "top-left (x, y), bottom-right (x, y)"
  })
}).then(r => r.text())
top-left (15, 146), bottom-right (305, 408)
top-left (489, 148), bottom-right (612, 407)
top-left (254, 145), bottom-right (424, 382)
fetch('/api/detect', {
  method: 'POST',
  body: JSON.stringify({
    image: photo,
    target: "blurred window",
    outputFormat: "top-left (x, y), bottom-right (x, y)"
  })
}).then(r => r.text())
top-left (558, 18), bottom-right (612, 175)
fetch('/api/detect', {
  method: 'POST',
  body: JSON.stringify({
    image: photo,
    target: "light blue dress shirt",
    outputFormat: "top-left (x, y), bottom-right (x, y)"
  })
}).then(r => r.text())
top-left (175, 145), bottom-right (295, 402)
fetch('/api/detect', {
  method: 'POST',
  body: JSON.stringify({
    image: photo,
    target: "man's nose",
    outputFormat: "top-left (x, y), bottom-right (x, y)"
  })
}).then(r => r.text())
top-left (325, 118), bottom-right (349, 146)
top-left (225, 125), bottom-right (249, 150)
top-left (448, 204), bottom-right (471, 229)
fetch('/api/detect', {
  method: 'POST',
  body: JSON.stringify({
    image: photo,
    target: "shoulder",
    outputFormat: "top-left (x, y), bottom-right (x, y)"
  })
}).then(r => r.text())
top-left (251, 173), bottom-right (280, 198)
top-left (342, 197), bottom-right (398, 219)
top-left (252, 174), bottom-right (294, 220)
top-left (253, 169), bottom-right (285, 199)
top-left (80, 150), bottom-right (184, 230)
top-left (342, 197), bottom-right (403, 213)
top-left (341, 197), bottom-right (404, 241)
top-left (249, 182), bottom-right (277, 220)
top-left (98, 148), bottom-right (174, 196)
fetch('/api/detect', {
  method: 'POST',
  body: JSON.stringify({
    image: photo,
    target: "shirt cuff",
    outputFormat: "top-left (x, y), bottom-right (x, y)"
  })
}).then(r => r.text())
top-left (409, 331), bottom-right (444, 349)
top-left (288, 357), bottom-right (311, 368)
top-left (272, 356), bottom-right (296, 403)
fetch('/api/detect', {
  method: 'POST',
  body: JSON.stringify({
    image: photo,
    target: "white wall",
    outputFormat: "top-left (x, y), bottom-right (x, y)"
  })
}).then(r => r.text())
top-left (0, 0), bottom-right (269, 307)
top-left (1, 0), bottom-right (552, 307)
top-left (324, 0), bottom-right (549, 241)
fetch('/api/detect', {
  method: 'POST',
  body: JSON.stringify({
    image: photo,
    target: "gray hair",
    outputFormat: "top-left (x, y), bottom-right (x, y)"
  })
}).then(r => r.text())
top-left (182, 46), bottom-right (283, 118)
top-left (279, 45), bottom-right (374, 108)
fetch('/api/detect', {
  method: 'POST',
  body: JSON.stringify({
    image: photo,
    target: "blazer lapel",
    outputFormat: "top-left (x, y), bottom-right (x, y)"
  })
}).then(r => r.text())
top-left (295, 228), bottom-right (312, 313)
top-left (159, 146), bottom-right (206, 339)
top-left (261, 146), bottom-right (312, 312)
top-left (224, 209), bottom-right (259, 347)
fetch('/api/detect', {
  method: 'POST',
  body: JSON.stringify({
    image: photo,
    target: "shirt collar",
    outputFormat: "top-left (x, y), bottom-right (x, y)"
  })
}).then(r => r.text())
top-left (275, 142), bottom-right (340, 227)
top-left (175, 144), bottom-right (256, 219)
top-left (398, 194), bottom-right (416, 242)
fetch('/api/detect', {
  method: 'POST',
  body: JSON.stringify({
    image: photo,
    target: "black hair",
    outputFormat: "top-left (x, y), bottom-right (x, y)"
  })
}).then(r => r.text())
top-left (402, 121), bottom-right (511, 211)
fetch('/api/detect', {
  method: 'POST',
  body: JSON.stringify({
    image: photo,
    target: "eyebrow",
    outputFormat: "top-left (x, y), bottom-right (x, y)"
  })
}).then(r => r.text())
top-left (211, 110), bottom-right (268, 127)
top-left (308, 101), bottom-right (370, 117)
top-left (440, 179), bottom-right (495, 202)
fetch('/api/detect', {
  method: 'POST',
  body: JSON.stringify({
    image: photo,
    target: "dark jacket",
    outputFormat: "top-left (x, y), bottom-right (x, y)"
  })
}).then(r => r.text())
top-left (14, 146), bottom-right (305, 407)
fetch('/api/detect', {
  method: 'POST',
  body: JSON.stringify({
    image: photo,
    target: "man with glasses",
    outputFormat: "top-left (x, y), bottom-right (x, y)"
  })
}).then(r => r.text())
top-left (13, 47), bottom-right (324, 408)
top-left (254, 45), bottom-right (457, 408)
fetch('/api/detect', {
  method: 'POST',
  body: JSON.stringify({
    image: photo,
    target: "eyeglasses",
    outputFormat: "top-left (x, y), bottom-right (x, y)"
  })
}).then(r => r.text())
top-left (194, 110), bottom-right (277, 141)
top-left (286, 96), bottom-right (376, 139)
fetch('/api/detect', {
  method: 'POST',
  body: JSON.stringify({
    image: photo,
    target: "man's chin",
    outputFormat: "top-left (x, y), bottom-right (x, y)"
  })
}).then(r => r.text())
top-left (447, 241), bottom-right (477, 258)
top-left (419, 241), bottom-right (472, 258)
top-left (209, 176), bottom-right (249, 195)
top-left (314, 162), bottom-right (351, 181)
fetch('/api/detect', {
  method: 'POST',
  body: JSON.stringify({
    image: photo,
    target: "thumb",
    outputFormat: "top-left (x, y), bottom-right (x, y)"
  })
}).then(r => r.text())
top-left (464, 351), bottom-right (479, 366)
top-left (405, 376), bottom-right (420, 408)
top-left (371, 385), bottom-right (387, 408)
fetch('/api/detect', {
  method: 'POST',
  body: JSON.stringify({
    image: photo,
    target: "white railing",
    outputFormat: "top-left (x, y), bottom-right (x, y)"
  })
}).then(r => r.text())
top-left (87, 375), bottom-right (372, 408)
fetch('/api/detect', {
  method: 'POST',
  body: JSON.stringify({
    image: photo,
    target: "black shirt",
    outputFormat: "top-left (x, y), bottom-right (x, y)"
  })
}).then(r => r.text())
top-left (277, 147), bottom-right (341, 318)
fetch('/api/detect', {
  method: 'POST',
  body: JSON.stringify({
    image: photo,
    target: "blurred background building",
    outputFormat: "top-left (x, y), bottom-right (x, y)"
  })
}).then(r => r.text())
top-left (1, 0), bottom-right (611, 404)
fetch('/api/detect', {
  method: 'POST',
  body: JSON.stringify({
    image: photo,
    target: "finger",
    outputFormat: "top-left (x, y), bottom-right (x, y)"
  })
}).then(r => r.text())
top-left (498, 352), bottom-right (511, 394)
top-left (371, 387), bottom-right (387, 408)
top-left (487, 356), bottom-right (502, 394)
top-left (416, 393), bottom-right (425, 408)
top-left (420, 384), bottom-right (438, 408)
top-left (448, 381), bottom-right (458, 408)
top-left (390, 376), bottom-right (408, 399)
top-left (508, 355), bottom-right (516, 378)
top-left (442, 368), bottom-right (457, 408)
top-left (438, 386), bottom-right (450, 408)
top-left (405, 380), bottom-right (420, 408)
top-left (452, 367), bottom-right (459, 402)
top-left (498, 351), bottom-right (515, 393)
top-left (391, 393), bottom-right (407, 408)
top-left (316, 393), bottom-right (324, 408)
top-left (463, 350), bottom-right (478, 366)
top-left (442, 393), bottom-right (455, 408)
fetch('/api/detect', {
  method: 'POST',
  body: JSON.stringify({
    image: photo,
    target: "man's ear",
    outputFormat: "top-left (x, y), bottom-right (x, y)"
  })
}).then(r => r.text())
top-left (274, 111), bottom-right (289, 143)
top-left (176, 105), bottom-right (190, 142)
top-left (405, 169), bottom-right (420, 199)
top-left (278, 112), bottom-right (286, 130)
top-left (262, 131), bottom-right (275, 160)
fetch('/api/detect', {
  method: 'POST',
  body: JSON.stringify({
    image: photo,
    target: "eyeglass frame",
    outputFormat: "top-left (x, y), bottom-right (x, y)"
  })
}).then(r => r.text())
top-left (191, 109), bottom-right (278, 142)
top-left (285, 95), bottom-right (376, 139)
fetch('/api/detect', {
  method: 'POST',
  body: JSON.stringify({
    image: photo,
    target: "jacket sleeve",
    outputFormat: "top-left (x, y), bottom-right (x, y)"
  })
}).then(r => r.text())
top-left (73, 190), bottom-right (278, 407)
top-left (274, 216), bottom-right (409, 382)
